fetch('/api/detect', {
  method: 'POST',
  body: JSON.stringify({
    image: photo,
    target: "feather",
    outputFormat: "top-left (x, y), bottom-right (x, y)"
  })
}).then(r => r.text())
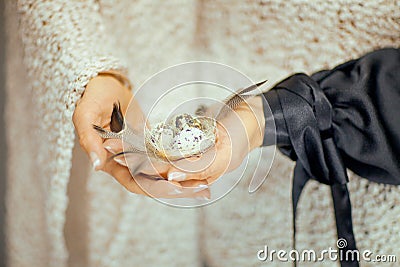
top-left (195, 104), bottom-right (207, 116)
top-left (216, 80), bottom-right (267, 120)
top-left (110, 102), bottom-right (124, 133)
top-left (235, 79), bottom-right (268, 95)
top-left (93, 124), bottom-right (107, 134)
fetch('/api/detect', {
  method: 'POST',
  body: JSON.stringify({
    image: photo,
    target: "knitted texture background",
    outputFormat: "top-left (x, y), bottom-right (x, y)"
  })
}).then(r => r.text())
top-left (5, 0), bottom-right (400, 267)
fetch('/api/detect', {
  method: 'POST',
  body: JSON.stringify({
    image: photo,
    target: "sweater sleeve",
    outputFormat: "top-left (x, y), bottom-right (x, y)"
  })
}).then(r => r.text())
top-left (17, 0), bottom-right (127, 117)
top-left (16, 1), bottom-right (128, 266)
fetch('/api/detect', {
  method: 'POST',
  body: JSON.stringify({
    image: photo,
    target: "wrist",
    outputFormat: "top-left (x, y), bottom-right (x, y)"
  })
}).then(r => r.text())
top-left (98, 70), bottom-right (132, 90)
top-left (83, 73), bottom-right (133, 114)
top-left (249, 97), bottom-right (265, 150)
top-left (236, 96), bottom-right (265, 152)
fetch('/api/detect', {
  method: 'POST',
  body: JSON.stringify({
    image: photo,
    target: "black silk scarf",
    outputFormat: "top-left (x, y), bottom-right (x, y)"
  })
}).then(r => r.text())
top-left (262, 48), bottom-right (400, 267)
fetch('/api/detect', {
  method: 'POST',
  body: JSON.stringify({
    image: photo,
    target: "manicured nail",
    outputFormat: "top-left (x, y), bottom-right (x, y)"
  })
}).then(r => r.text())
top-left (90, 152), bottom-right (100, 171)
top-left (114, 158), bottom-right (127, 167)
top-left (193, 184), bottom-right (208, 193)
top-left (168, 172), bottom-right (186, 182)
top-left (168, 188), bottom-right (183, 195)
top-left (104, 146), bottom-right (115, 154)
top-left (195, 196), bottom-right (210, 201)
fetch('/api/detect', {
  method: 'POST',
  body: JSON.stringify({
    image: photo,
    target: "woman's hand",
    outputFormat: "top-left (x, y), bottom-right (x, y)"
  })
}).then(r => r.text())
top-left (73, 74), bottom-right (133, 170)
top-left (72, 74), bottom-right (210, 198)
top-left (165, 96), bottom-right (265, 184)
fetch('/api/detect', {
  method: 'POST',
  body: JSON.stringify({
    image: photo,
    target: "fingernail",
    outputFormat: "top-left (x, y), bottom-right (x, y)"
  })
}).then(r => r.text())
top-left (168, 172), bottom-right (186, 182)
top-left (114, 158), bottom-right (127, 167)
top-left (90, 152), bottom-right (100, 171)
top-left (195, 196), bottom-right (210, 201)
top-left (104, 146), bottom-right (115, 154)
top-left (168, 188), bottom-right (183, 195)
top-left (193, 184), bottom-right (208, 193)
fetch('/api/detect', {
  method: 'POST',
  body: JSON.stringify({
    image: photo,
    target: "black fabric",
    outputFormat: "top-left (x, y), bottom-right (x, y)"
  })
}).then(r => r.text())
top-left (262, 48), bottom-right (400, 267)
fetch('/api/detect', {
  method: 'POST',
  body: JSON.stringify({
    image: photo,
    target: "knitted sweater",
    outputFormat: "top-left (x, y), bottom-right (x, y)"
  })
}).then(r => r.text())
top-left (5, 0), bottom-right (400, 266)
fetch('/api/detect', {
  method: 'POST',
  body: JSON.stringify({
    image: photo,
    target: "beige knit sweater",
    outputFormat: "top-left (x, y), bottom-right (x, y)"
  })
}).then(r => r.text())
top-left (5, 0), bottom-right (400, 266)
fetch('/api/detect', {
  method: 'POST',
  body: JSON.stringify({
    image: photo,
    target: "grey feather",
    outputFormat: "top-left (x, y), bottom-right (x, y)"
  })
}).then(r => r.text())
top-left (215, 80), bottom-right (267, 120)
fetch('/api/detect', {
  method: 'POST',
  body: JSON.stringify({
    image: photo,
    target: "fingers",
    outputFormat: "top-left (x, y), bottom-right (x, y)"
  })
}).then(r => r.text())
top-left (136, 176), bottom-right (210, 199)
top-left (166, 161), bottom-right (226, 184)
top-left (110, 150), bottom-right (172, 178)
top-left (102, 158), bottom-right (147, 194)
top-left (166, 163), bottom-right (225, 184)
top-left (102, 157), bottom-right (210, 199)
top-left (166, 139), bottom-right (232, 184)
top-left (104, 141), bottom-right (213, 199)
top-left (166, 111), bottom-right (252, 184)
top-left (73, 102), bottom-right (108, 170)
